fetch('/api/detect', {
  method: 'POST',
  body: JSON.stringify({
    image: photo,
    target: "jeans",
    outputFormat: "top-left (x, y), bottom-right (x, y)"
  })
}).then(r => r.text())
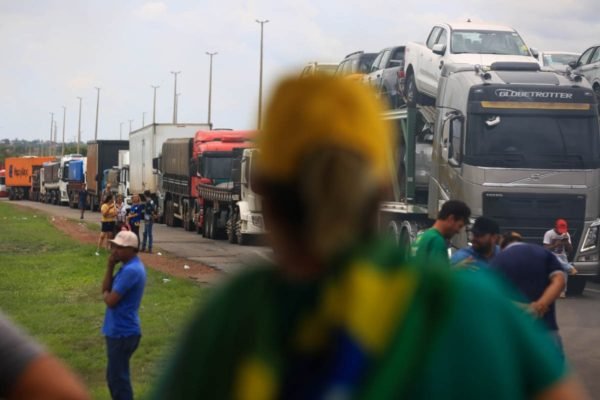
top-left (106, 335), bottom-right (141, 400)
top-left (142, 222), bottom-right (153, 251)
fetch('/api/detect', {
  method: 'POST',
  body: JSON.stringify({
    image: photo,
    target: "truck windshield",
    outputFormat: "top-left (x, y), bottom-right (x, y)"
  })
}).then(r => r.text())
top-left (465, 114), bottom-right (600, 169)
top-left (451, 30), bottom-right (530, 56)
top-left (202, 157), bottom-right (233, 180)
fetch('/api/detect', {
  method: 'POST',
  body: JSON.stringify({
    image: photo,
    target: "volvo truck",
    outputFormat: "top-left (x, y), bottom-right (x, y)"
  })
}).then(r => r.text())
top-left (381, 62), bottom-right (600, 286)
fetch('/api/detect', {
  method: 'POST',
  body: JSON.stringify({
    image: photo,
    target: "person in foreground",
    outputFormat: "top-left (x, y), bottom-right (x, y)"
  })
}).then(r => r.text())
top-left (0, 311), bottom-right (89, 400)
top-left (151, 75), bottom-right (588, 399)
top-left (102, 231), bottom-right (147, 400)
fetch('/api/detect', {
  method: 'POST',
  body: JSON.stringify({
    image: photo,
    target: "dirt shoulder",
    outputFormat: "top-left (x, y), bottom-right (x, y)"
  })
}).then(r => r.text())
top-left (14, 203), bottom-right (221, 285)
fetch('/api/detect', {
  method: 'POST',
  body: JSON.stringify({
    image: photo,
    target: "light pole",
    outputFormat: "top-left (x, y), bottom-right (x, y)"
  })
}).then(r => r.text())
top-left (151, 85), bottom-right (159, 124)
top-left (94, 87), bottom-right (101, 140)
top-left (170, 71), bottom-right (181, 123)
top-left (206, 52), bottom-right (217, 126)
top-left (142, 112), bottom-right (146, 127)
top-left (61, 106), bottom-right (66, 156)
top-left (76, 97), bottom-right (82, 154)
top-left (49, 112), bottom-right (54, 156)
top-left (120, 122), bottom-right (124, 140)
top-left (129, 119), bottom-right (133, 134)
top-left (256, 19), bottom-right (269, 129)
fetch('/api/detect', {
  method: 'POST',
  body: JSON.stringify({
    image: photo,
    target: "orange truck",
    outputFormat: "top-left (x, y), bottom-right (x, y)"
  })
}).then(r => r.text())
top-left (5, 156), bottom-right (55, 200)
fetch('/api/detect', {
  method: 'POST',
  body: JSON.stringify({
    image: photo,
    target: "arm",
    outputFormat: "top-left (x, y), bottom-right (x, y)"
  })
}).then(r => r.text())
top-left (102, 254), bottom-right (122, 308)
top-left (535, 376), bottom-right (590, 400)
top-left (563, 234), bottom-right (573, 254)
top-left (8, 355), bottom-right (90, 400)
top-left (530, 273), bottom-right (565, 317)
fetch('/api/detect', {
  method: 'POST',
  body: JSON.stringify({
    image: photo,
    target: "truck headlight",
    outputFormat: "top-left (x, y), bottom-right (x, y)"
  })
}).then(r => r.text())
top-left (580, 225), bottom-right (599, 253)
top-left (251, 215), bottom-right (263, 228)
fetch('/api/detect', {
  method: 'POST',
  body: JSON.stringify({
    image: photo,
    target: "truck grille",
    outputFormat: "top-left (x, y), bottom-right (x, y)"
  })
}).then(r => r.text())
top-left (482, 192), bottom-right (585, 252)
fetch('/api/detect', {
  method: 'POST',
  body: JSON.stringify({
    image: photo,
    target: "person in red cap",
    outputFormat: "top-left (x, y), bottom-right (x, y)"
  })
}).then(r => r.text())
top-left (543, 219), bottom-right (577, 298)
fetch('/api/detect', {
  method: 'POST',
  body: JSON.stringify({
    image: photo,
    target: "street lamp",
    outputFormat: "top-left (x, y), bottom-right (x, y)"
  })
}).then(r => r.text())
top-left (142, 112), bottom-right (146, 127)
top-left (206, 51), bottom-right (217, 126)
top-left (120, 122), bottom-right (124, 140)
top-left (151, 85), bottom-right (159, 124)
top-left (76, 97), bottom-right (82, 154)
top-left (170, 71), bottom-right (181, 123)
top-left (129, 119), bottom-right (133, 134)
top-left (61, 106), bottom-right (66, 156)
top-left (94, 87), bottom-right (101, 140)
top-left (256, 19), bottom-right (269, 129)
top-left (49, 112), bottom-right (54, 156)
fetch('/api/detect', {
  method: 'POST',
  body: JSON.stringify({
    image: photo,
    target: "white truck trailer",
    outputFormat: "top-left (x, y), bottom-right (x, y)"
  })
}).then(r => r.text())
top-left (129, 123), bottom-right (211, 215)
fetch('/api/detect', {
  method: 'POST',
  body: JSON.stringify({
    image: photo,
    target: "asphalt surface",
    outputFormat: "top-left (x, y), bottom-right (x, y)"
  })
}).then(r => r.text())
top-left (6, 199), bottom-right (272, 275)
top-left (3, 198), bottom-right (600, 393)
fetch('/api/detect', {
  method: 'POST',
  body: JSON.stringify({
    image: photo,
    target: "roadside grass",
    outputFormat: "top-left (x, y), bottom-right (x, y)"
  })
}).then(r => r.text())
top-left (0, 202), bottom-right (208, 399)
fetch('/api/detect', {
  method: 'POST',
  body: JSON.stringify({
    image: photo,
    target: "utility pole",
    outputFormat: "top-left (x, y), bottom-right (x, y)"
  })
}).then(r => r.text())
top-left (129, 119), bottom-right (133, 134)
top-left (151, 85), bottom-right (159, 124)
top-left (170, 71), bottom-right (181, 123)
top-left (120, 122), bottom-right (124, 140)
top-left (206, 52), bottom-right (217, 126)
top-left (53, 121), bottom-right (57, 156)
top-left (94, 87), bottom-right (101, 140)
top-left (49, 112), bottom-right (54, 156)
top-left (61, 106), bottom-right (66, 156)
top-left (176, 93), bottom-right (181, 122)
top-left (142, 112), bottom-right (146, 127)
top-left (76, 97), bottom-right (82, 154)
top-left (256, 19), bottom-right (269, 129)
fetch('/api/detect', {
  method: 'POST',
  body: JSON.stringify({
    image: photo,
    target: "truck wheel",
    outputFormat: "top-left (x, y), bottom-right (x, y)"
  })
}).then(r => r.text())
top-left (236, 218), bottom-right (250, 246)
top-left (405, 71), bottom-right (418, 107)
top-left (8, 189), bottom-right (14, 201)
top-left (388, 220), bottom-right (413, 256)
top-left (227, 213), bottom-right (238, 244)
top-left (165, 201), bottom-right (173, 227)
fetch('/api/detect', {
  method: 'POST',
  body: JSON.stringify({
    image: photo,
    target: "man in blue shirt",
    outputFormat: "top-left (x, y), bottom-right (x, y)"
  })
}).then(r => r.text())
top-left (491, 231), bottom-right (566, 353)
top-left (102, 231), bottom-right (147, 400)
top-left (127, 194), bottom-right (144, 248)
top-left (451, 216), bottom-right (500, 270)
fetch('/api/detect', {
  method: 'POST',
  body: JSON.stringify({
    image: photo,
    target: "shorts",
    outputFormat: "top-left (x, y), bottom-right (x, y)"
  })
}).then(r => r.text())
top-left (102, 221), bottom-right (115, 233)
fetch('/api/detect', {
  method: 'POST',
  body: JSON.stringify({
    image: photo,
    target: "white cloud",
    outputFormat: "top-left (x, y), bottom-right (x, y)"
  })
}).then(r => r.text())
top-left (136, 2), bottom-right (168, 20)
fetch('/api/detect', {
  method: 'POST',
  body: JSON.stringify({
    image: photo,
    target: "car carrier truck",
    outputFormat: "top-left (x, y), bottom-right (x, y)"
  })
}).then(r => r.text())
top-left (381, 61), bottom-right (600, 289)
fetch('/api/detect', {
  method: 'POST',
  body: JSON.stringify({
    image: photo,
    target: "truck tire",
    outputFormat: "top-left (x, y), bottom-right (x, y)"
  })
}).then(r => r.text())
top-left (8, 189), bottom-right (14, 201)
top-left (183, 203), bottom-right (192, 231)
top-left (227, 213), bottom-right (238, 244)
top-left (388, 220), bottom-right (414, 255)
top-left (204, 207), bottom-right (214, 239)
top-left (236, 218), bottom-right (250, 246)
top-left (165, 200), bottom-right (173, 227)
top-left (405, 71), bottom-right (418, 107)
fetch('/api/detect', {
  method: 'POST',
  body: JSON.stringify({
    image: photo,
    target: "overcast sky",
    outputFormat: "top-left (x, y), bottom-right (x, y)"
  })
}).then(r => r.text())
top-left (1, 0), bottom-right (599, 141)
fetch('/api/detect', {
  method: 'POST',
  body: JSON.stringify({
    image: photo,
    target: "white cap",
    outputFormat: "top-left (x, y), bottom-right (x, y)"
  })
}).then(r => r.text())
top-left (109, 231), bottom-right (139, 249)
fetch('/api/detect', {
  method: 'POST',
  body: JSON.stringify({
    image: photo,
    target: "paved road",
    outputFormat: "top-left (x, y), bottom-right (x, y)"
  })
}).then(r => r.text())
top-left (6, 199), bottom-right (272, 274)
top-left (3, 198), bottom-right (600, 393)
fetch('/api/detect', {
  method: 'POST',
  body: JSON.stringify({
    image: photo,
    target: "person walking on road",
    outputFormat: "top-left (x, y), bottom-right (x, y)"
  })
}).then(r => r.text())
top-left (491, 232), bottom-right (567, 354)
top-left (97, 194), bottom-right (117, 256)
top-left (78, 184), bottom-right (87, 220)
top-left (411, 200), bottom-right (471, 267)
top-left (102, 231), bottom-right (147, 400)
top-left (151, 76), bottom-right (587, 400)
top-left (451, 216), bottom-right (500, 270)
top-left (141, 190), bottom-right (156, 253)
top-left (544, 219), bottom-right (578, 298)
top-left (127, 194), bottom-right (143, 247)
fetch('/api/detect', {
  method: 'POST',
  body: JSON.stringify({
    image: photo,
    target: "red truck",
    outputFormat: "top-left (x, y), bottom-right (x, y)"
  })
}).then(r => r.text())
top-left (160, 130), bottom-right (254, 234)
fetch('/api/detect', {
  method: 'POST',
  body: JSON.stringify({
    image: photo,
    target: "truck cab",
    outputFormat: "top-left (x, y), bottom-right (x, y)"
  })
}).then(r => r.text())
top-left (59, 154), bottom-right (84, 205)
top-left (0, 169), bottom-right (6, 197)
top-left (428, 62), bottom-right (600, 275)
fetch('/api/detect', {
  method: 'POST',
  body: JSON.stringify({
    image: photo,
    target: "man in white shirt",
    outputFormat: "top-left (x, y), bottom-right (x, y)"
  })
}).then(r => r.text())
top-left (543, 218), bottom-right (577, 297)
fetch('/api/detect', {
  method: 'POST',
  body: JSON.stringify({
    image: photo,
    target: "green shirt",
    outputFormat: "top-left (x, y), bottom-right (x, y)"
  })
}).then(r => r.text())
top-left (411, 227), bottom-right (449, 267)
top-left (152, 241), bottom-right (566, 400)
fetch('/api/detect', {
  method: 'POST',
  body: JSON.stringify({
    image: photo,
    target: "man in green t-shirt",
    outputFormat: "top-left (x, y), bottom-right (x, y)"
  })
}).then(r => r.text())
top-left (411, 200), bottom-right (471, 267)
top-left (151, 76), bottom-right (588, 400)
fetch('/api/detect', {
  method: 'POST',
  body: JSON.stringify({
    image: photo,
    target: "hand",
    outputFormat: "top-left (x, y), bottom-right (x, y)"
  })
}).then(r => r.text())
top-left (455, 256), bottom-right (477, 270)
top-left (529, 301), bottom-right (549, 318)
top-left (108, 251), bottom-right (119, 267)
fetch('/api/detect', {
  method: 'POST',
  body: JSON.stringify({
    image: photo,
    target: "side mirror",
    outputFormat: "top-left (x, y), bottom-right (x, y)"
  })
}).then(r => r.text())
top-left (152, 157), bottom-right (159, 170)
top-left (432, 44), bottom-right (446, 56)
top-left (568, 60), bottom-right (578, 70)
top-left (530, 47), bottom-right (539, 59)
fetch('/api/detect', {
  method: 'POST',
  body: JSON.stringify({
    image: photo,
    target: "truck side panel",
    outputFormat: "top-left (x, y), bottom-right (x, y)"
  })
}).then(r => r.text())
top-left (5, 157), bottom-right (55, 188)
